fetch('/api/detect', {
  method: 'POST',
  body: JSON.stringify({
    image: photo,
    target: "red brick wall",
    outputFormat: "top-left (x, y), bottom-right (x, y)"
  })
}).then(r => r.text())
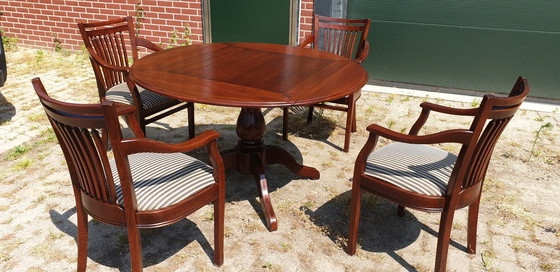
top-left (0, 0), bottom-right (314, 51)
top-left (299, 0), bottom-right (314, 42)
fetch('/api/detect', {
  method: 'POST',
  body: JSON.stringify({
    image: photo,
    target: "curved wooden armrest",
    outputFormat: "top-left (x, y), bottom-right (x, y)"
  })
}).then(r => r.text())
top-left (409, 102), bottom-right (479, 135)
top-left (121, 130), bottom-right (220, 155)
top-left (135, 37), bottom-right (163, 52)
top-left (354, 124), bottom-right (473, 177)
top-left (206, 138), bottom-right (226, 183)
top-left (113, 103), bottom-right (145, 138)
top-left (114, 103), bottom-right (136, 115)
top-left (420, 102), bottom-right (479, 116)
top-left (367, 124), bottom-right (473, 145)
top-left (298, 35), bottom-right (315, 48)
top-left (121, 130), bottom-right (226, 183)
top-left (354, 40), bottom-right (369, 64)
top-left (87, 47), bottom-right (129, 72)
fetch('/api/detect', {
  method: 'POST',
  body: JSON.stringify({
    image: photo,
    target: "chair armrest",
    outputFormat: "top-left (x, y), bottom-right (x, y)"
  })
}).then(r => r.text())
top-left (120, 130), bottom-right (225, 183)
top-left (367, 124), bottom-right (473, 145)
top-left (353, 124), bottom-right (473, 180)
top-left (206, 137), bottom-right (226, 184)
top-left (354, 40), bottom-right (369, 64)
top-left (120, 130), bottom-right (220, 155)
top-left (409, 102), bottom-right (479, 135)
top-left (298, 35), bottom-right (315, 48)
top-left (135, 37), bottom-right (163, 52)
top-left (114, 103), bottom-right (145, 138)
top-left (420, 102), bottom-right (479, 116)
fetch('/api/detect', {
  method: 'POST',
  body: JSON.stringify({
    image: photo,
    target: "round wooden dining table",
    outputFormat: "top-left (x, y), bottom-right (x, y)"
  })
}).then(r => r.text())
top-left (130, 42), bottom-right (368, 231)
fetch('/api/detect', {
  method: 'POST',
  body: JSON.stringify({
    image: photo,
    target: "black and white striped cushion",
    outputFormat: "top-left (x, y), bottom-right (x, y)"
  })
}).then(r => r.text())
top-left (364, 142), bottom-right (457, 196)
top-left (106, 82), bottom-right (175, 110)
top-left (111, 152), bottom-right (216, 211)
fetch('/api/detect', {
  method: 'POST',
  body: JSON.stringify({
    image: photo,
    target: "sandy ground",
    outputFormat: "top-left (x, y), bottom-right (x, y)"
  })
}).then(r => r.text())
top-left (0, 48), bottom-right (559, 271)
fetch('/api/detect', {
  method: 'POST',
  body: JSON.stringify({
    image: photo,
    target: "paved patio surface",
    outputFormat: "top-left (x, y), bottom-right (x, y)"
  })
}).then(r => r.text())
top-left (0, 48), bottom-right (559, 271)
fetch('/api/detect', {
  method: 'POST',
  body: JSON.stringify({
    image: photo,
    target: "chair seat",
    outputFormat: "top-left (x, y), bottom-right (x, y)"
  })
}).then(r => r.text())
top-left (111, 152), bottom-right (216, 211)
top-left (106, 82), bottom-right (175, 110)
top-left (364, 142), bottom-right (457, 196)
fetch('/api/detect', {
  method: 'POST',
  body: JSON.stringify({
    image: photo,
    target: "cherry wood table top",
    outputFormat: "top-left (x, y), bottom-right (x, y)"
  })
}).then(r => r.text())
top-left (130, 42), bottom-right (368, 108)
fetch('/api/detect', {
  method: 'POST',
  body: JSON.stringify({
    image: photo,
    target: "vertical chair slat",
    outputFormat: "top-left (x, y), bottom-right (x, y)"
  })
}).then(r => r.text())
top-left (92, 129), bottom-right (118, 203)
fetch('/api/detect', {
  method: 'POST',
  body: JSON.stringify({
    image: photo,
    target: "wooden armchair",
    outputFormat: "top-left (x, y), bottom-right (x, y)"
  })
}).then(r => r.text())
top-left (78, 16), bottom-right (195, 138)
top-left (283, 14), bottom-right (371, 152)
top-left (32, 77), bottom-right (225, 271)
top-left (347, 77), bottom-right (530, 271)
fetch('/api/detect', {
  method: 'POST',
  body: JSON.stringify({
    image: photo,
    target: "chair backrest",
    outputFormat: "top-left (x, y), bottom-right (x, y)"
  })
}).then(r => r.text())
top-left (32, 77), bottom-right (128, 225)
top-left (451, 77), bottom-right (529, 198)
top-left (78, 16), bottom-right (137, 98)
top-left (311, 15), bottom-right (371, 61)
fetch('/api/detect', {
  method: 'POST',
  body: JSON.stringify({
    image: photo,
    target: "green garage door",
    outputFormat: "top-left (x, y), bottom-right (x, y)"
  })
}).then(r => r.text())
top-left (347, 1), bottom-right (560, 99)
top-left (208, 0), bottom-right (293, 45)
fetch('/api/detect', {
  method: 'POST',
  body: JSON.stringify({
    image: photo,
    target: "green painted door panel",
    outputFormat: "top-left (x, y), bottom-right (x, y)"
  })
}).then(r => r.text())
top-left (210, 0), bottom-right (290, 45)
top-left (347, 1), bottom-right (560, 99)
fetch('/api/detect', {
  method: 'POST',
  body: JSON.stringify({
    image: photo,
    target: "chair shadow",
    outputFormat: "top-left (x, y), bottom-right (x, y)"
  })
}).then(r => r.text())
top-left (0, 91), bottom-right (16, 124)
top-left (49, 208), bottom-right (214, 271)
top-left (306, 191), bottom-right (467, 271)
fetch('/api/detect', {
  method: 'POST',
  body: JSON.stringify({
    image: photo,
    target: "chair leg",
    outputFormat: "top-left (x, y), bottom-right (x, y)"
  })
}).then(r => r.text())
top-left (351, 108), bottom-right (357, 132)
top-left (347, 185), bottom-right (363, 255)
top-left (127, 226), bottom-right (143, 272)
top-left (307, 105), bottom-right (314, 123)
top-left (343, 98), bottom-right (356, 152)
top-left (467, 197), bottom-right (481, 254)
top-left (188, 102), bottom-right (195, 139)
top-left (213, 195), bottom-right (225, 266)
top-left (397, 205), bottom-right (405, 217)
top-left (435, 209), bottom-right (456, 272)
top-left (76, 207), bottom-right (89, 272)
top-left (282, 107), bottom-right (289, 141)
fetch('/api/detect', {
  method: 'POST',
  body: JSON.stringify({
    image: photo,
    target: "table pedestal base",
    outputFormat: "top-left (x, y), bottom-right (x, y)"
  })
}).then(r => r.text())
top-left (222, 108), bottom-right (320, 231)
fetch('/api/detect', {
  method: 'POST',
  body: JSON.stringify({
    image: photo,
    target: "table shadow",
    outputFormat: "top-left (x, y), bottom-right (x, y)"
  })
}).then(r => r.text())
top-left (144, 121), bottom-right (313, 229)
top-left (263, 107), bottom-right (344, 152)
top-left (49, 208), bottom-right (214, 271)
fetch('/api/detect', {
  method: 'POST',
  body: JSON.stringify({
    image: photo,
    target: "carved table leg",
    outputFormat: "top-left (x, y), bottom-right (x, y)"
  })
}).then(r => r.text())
top-left (222, 108), bottom-right (320, 231)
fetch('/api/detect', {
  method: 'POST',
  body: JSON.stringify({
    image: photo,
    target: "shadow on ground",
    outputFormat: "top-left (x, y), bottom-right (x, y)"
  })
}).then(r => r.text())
top-left (47, 121), bottom-right (318, 270)
top-left (0, 91), bottom-right (16, 124)
top-left (305, 191), bottom-right (469, 271)
top-left (49, 208), bottom-right (213, 271)
top-left (263, 107), bottom-right (345, 151)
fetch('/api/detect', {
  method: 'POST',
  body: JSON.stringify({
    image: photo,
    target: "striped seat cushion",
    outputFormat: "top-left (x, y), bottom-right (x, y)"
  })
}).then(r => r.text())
top-left (105, 82), bottom-right (175, 110)
top-left (110, 152), bottom-right (216, 211)
top-left (364, 142), bottom-right (457, 196)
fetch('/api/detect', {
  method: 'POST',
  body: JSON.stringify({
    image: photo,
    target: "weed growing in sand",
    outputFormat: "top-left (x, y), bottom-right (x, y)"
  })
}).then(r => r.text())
top-left (12, 158), bottom-right (32, 171)
top-left (26, 112), bottom-right (44, 123)
top-left (116, 231), bottom-right (128, 249)
top-left (527, 121), bottom-right (553, 162)
top-left (1, 29), bottom-right (19, 51)
top-left (303, 201), bottom-right (315, 209)
top-left (471, 98), bottom-right (481, 108)
top-left (202, 210), bottom-right (214, 221)
top-left (540, 263), bottom-right (556, 271)
top-left (5, 145), bottom-right (32, 160)
top-left (480, 250), bottom-right (495, 270)
top-left (280, 242), bottom-right (292, 251)
top-left (49, 230), bottom-right (64, 240)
